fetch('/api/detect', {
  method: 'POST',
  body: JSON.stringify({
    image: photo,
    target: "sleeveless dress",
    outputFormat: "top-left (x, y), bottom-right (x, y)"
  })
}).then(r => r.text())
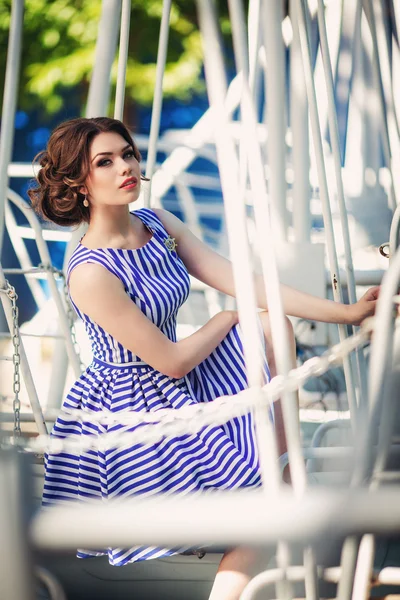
top-left (43, 208), bottom-right (271, 566)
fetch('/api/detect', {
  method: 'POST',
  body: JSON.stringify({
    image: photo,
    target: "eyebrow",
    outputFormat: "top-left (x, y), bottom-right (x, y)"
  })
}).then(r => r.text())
top-left (91, 144), bottom-right (132, 163)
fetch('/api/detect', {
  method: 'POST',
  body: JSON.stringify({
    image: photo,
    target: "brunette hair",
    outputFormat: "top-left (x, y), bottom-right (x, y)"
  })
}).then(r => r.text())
top-left (28, 117), bottom-right (146, 227)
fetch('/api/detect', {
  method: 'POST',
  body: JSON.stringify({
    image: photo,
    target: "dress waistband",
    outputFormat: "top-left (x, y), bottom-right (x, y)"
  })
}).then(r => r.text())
top-left (92, 357), bottom-right (149, 370)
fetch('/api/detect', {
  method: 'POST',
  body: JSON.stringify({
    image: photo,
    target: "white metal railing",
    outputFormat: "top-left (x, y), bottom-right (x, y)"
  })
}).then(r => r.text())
top-left (113, 0), bottom-right (131, 121)
top-left (144, 0), bottom-right (171, 206)
top-left (4, 199), bottom-right (46, 308)
top-left (295, 0), bottom-right (359, 427)
top-left (196, 0), bottom-right (279, 491)
top-left (28, 487), bottom-right (400, 551)
top-left (315, 0), bottom-right (368, 403)
top-left (5, 190), bottom-right (82, 378)
top-left (261, 0), bottom-right (288, 243)
top-left (0, 0), bottom-right (23, 254)
top-left (63, 0), bottom-right (123, 270)
top-left (2, 2), bottom-right (400, 600)
top-left (364, 0), bottom-right (399, 210)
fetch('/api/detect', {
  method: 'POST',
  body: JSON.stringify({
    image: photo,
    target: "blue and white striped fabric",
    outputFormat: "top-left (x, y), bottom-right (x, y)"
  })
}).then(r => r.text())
top-left (43, 208), bottom-right (271, 566)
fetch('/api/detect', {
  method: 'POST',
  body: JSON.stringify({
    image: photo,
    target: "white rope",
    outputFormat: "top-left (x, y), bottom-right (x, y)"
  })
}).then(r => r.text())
top-left (23, 318), bottom-right (373, 454)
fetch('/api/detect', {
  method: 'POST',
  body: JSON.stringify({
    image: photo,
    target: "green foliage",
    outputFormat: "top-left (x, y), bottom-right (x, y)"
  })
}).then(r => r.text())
top-left (0, 0), bottom-right (228, 118)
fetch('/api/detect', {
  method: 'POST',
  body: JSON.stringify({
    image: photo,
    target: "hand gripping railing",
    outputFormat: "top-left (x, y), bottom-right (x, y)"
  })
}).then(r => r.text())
top-left (315, 0), bottom-right (369, 404)
top-left (295, 0), bottom-right (359, 429)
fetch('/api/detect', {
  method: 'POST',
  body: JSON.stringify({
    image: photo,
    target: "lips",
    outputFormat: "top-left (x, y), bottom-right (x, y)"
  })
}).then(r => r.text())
top-left (120, 177), bottom-right (138, 189)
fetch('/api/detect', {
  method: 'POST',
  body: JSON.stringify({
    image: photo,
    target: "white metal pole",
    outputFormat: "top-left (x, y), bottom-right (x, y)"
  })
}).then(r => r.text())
top-left (144, 0), bottom-right (172, 207)
top-left (227, 27), bottom-right (290, 600)
top-left (261, 0), bottom-right (288, 242)
top-left (389, 203), bottom-right (400, 260)
top-left (355, 247), bottom-right (400, 484)
top-left (150, 74), bottom-right (243, 205)
top-left (360, 9), bottom-right (384, 203)
top-left (296, 0), bottom-right (359, 427)
top-left (196, 0), bottom-right (280, 491)
top-left (114, 0), bottom-right (131, 121)
top-left (290, 0), bottom-right (311, 243)
top-left (364, 0), bottom-right (398, 209)
top-left (0, 0), bottom-right (24, 256)
top-left (229, 0), bottom-right (307, 496)
top-left (64, 0), bottom-right (122, 270)
top-left (4, 200), bottom-right (47, 308)
top-left (55, 0), bottom-right (122, 406)
top-left (372, 0), bottom-right (400, 190)
top-left (343, 1), bottom-right (365, 200)
top-left (30, 488), bottom-right (400, 550)
top-left (336, 1), bottom-right (360, 162)
top-left (392, 0), bottom-right (400, 130)
top-left (316, 0), bottom-right (369, 402)
top-left (0, 450), bottom-right (35, 600)
top-left (228, 0), bottom-right (249, 75)
top-left (248, 0), bottom-right (262, 107)
top-left (86, 0), bottom-right (122, 119)
top-left (351, 534), bottom-right (375, 600)
top-left (196, 1), bottom-right (263, 389)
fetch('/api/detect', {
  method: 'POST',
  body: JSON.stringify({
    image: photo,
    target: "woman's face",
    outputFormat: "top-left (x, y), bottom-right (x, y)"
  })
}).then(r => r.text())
top-left (84, 131), bottom-right (141, 207)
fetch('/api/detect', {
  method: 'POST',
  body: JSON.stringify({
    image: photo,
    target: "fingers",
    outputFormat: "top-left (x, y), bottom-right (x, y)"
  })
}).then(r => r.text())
top-left (364, 285), bottom-right (380, 302)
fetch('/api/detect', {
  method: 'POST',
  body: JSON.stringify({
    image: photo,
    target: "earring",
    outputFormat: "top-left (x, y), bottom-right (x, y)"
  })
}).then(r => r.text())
top-left (83, 193), bottom-right (89, 208)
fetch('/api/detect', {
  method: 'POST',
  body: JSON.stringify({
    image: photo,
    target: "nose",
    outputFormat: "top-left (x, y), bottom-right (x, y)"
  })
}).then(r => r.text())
top-left (118, 156), bottom-right (132, 175)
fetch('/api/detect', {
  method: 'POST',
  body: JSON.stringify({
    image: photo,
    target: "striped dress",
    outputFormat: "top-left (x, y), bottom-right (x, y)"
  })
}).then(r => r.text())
top-left (43, 207), bottom-right (271, 566)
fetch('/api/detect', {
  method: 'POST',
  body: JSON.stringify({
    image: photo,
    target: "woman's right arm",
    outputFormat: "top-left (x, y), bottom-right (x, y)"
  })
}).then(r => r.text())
top-left (69, 263), bottom-right (238, 379)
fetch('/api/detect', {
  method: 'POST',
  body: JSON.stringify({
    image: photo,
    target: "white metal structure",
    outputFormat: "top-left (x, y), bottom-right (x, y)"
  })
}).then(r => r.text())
top-left (2, 1), bottom-right (400, 600)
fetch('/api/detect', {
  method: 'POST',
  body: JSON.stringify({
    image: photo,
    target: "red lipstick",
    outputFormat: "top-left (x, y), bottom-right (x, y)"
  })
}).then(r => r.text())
top-left (120, 177), bottom-right (138, 189)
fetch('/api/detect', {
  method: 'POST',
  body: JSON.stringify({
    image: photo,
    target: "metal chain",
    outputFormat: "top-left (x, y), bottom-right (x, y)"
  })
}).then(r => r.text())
top-left (0, 281), bottom-right (22, 437)
top-left (38, 263), bottom-right (85, 371)
top-left (26, 317), bottom-right (374, 455)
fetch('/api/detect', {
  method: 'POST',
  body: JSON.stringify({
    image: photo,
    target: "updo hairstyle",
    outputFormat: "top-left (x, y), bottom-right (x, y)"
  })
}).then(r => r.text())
top-left (28, 117), bottom-right (145, 227)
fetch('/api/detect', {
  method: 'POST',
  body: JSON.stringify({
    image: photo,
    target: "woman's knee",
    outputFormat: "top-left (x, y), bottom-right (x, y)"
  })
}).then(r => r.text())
top-left (258, 311), bottom-right (296, 369)
top-left (220, 546), bottom-right (273, 575)
top-left (258, 311), bottom-right (294, 340)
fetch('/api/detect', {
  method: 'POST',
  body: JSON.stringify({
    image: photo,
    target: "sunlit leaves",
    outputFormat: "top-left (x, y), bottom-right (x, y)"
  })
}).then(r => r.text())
top-left (0, 0), bottom-right (232, 117)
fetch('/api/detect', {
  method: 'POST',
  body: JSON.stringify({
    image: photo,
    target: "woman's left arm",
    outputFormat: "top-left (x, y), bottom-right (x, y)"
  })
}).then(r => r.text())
top-left (154, 209), bottom-right (379, 326)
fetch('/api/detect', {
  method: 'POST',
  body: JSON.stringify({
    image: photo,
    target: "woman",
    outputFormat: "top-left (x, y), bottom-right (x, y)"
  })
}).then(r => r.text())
top-left (29, 116), bottom-right (378, 600)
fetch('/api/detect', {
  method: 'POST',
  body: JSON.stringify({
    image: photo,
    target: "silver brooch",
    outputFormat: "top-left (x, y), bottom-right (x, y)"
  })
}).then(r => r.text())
top-left (164, 235), bottom-right (178, 252)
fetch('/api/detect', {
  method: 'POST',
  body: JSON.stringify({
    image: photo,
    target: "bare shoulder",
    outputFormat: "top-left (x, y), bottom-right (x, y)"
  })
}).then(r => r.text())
top-left (152, 208), bottom-right (186, 237)
top-left (69, 262), bottom-right (124, 301)
top-left (153, 208), bottom-right (193, 242)
top-left (70, 262), bottom-right (119, 285)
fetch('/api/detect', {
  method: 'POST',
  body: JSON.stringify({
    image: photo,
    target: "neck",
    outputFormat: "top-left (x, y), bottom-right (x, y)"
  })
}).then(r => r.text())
top-left (85, 205), bottom-right (134, 245)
